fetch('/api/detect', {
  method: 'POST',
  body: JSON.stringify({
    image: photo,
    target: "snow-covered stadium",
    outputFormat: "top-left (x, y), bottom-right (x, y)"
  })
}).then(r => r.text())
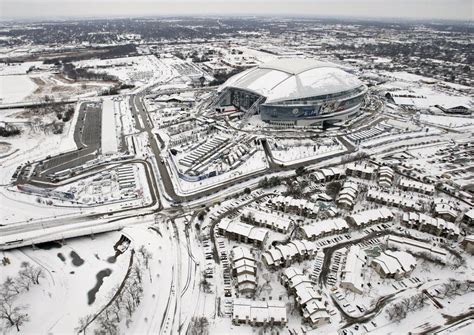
top-left (216, 58), bottom-right (368, 127)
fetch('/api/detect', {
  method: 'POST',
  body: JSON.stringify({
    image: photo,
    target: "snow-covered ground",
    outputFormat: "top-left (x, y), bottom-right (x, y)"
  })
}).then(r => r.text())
top-left (420, 114), bottom-right (474, 129)
top-left (0, 231), bottom-right (131, 334)
top-left (0, 75), bottom-right (38, 103)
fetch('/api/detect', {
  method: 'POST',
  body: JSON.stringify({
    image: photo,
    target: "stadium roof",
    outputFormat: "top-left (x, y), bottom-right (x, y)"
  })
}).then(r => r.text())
top-left (220, 58), bottom-right (364, 104)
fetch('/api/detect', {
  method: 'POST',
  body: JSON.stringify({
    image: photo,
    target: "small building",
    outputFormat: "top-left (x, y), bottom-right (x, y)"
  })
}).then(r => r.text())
top-left (347, 207), bottom-right (393, 228)
top-left (432, 200), bottom-right (459, 222)
top-left (262, 240), bottom-right (316, 268)
top-left (218, 218), bottom-right (269, 248)
top-left (402, 212), bottom-right (460, 240)
top-left (461, 235), bottom-right (474, 254)
top-left (281, 268), bottom-right (330, 328)
top-left (232, 298), bottom-right (288, 327)
top-left (300, 218), bottom-right (349, 240)
top-left (311, 167), bottom-right (346, 183)
top-left (337, 181), bottom-right (359, 209)
top-left (378, 166), bottom-right (394, 188)
top-left (231, 246), bottom-right (257, 296)
top-left (240, 206), bottom-right (294, 233)
top-left (366, 189), bottom-right (422, 211)
top-left (371, 250), bottom-right (417, 279)
top-left (268, 195), bottom-right (320, 218)
top-left (346, 162), bottom-right (376, 180)
top-left (399, 178), bottom-right (435, 195)
top-left (386, 235), bottom-right (448, 264)
top-left (463, 209), bottom-right (474, 227)
top-left (340, 245), bottom-right (366, 294)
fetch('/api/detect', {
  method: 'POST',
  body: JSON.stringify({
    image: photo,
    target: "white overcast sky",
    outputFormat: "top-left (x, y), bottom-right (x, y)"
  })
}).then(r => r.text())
top-left (1, 0), bottom-right (472, 20)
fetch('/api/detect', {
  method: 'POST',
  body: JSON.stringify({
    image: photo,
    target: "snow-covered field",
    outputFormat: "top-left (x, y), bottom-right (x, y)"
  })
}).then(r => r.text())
top-left (0, 75), bottom-right (37, 103)
top-left (0, 231), bottom-right (131, 334)
top-left (420, 114), bottom-right (474, 128)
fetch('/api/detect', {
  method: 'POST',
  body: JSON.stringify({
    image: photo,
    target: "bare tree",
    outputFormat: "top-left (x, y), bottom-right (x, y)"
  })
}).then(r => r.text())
top-left (0, 298), bottom-right (29, 332)
top-left (187, 317), bottom-right (209, 335)
top-left (138, 246), bottom-right (152, 269)
top-left (2, 277), bottom-right (20, 296)
top-left (75, 314), bottom-right (94, 335)
top-left (16, 276), bottom-right (32, 292)
top-left (96, 310), bottom-right (118, 335)
top-left (19, 262), bottom-right (44, 285)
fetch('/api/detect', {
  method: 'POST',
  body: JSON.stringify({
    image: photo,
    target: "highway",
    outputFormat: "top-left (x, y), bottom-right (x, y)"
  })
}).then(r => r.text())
top-left (1, 90), bottom-right (383, 250)
top-left (0, 158), bottom-right (161, 250)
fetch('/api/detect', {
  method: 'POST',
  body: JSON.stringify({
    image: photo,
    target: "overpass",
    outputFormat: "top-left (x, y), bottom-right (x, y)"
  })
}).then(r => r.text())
top-left (0, 98), bottom-right (79, 110)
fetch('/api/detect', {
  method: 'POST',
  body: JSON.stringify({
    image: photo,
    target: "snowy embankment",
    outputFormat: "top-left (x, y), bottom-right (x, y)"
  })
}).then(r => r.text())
top-left (271, 142), bottom-right (347, 166)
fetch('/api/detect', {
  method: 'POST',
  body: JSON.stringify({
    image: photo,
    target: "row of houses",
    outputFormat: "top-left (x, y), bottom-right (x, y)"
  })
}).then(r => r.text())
top-left (231, 246), bottom-right (257, 296)
top-left (262, 240), bottom-right (316, 269)
top-left (311, 167), bottom-right (346, 183)
top-left (218, 218), bottom-right (269, 248)
top-left (300, 218), bottom-right (349, 241)
top-left (386, 235), bottom-right (448, 264)
top-left (240, 206), bottom-right (294, 234)
top-left (281, 268), bottom-right (330, 328)
top-left (378, 166), bottom-right (394, 188)
top-left (337, 181), bottom-right (359, 209)
top-left (232, 298), bottom-right (287, 327)
top-left (366, 189), bottom-right (422, 211)
top-left (340, 245), bottom-right (367, 294)
top-left (347, 207), bottom-right (394, 228)
top-left (267, 195), bottom-right (320, 219)
top-left (346, 162), bottom-right (377, 180)
top-left (371, 250), bottom-right (417, 280)
top-left (432, 199), bottom-right (459, 222)
top-left (402, 212), bottom-right (460, 240)
top-left (399, 178), bottom-right (435, 195)
top-left (464, 209), bottom-right (474, 227)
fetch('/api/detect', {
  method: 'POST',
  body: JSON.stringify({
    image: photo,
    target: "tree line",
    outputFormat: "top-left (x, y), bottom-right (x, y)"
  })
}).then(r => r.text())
top-left (1, 262), bottom-right (44, 331)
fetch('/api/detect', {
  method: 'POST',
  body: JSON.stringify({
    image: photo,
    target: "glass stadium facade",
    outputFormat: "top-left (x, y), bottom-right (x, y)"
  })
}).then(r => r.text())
top-left (218, 58), bottom-right (368, 126)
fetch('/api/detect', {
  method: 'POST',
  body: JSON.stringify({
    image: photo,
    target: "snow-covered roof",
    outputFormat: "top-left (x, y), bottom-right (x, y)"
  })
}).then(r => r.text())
top-left (340, 245), bottom-right (366, 293)
top-left (301, 218), bottom-right (348, 239)
top-left (220, 58), bottom-right (365, 104)
top-left (371, 250), bottom-right (416, 276)
top-left (232, 298), bottom-right (287, 323)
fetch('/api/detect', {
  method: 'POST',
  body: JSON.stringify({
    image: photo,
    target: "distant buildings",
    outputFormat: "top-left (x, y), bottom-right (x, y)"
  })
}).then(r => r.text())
top-left (463, 209), bottom-right (474, 227)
